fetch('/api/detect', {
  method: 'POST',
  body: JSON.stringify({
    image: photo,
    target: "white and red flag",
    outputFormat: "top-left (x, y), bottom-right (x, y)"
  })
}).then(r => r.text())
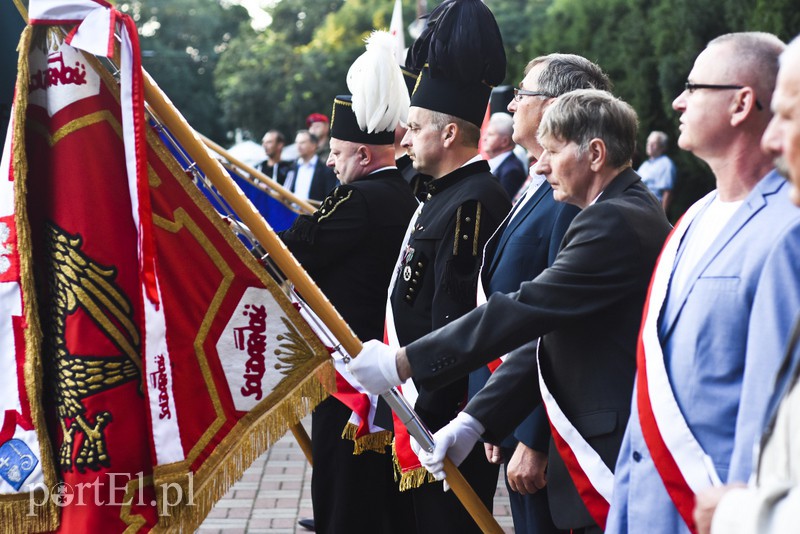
top-left (389, 0), bottom-right (405, 64)
top-left (5, 2), bottom-right (334, 531)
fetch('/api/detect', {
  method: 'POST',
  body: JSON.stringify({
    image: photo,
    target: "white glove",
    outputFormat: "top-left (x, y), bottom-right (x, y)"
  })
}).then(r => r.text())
top-left (348, 340), bottom-right (402, 395)
top-left (417, 412), bottom-right (485, 482)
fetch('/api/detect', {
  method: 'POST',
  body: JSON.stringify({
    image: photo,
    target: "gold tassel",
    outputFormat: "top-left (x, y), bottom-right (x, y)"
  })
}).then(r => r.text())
top-left (151, 359), bottom-right (333, 532)
top-left (391, 439), bottom-right (436, 491)
top-left (341, 423), bottom-right (393, 455)
top-left (398, 467), bottom-right (437, 492)
top-left (0, 25), bottom-right (61, 534)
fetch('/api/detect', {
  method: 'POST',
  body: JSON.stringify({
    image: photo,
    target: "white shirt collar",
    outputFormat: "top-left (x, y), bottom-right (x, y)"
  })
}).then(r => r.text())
top-left (297, 154), bottom-right (318, 167)
top-left (461, 154), bottom-right (484, 168)
top-left (487, 150), bottom-right (514, 173)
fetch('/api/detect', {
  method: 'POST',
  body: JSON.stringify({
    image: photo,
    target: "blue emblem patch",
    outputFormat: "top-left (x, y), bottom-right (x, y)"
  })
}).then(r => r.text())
top-left (0, 439), bottom-right (39, 491)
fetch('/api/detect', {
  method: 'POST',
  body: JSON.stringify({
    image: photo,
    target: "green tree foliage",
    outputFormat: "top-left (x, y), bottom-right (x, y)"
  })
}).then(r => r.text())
top-left (120, 0), bottom-right (249, 142)
top-left (482, 0), bottom-right (552, 85)
top-left (270, 0), bottom-right (346, 46)
top-left (521, 0), bottom-right (797, 219)
top-left (132, 0), bottom-right (798, 217)
top-left (214, 0), bottom-right (421, 141)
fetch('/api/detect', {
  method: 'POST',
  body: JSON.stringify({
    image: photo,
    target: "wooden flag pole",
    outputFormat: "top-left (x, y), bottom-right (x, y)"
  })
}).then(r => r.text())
top-left (140, 72), bottom-right (503, 534)
top-left (11, 3), bottom-right (500, 531)
top-left (199, 134), bottom-right (316, 216)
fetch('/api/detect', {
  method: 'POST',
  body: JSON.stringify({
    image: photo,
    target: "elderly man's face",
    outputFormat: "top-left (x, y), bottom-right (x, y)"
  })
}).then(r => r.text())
top-left (533, 134), bottom-right (593, 207)
top-left (309, 121), bottom-right (329, 140)
top-left (645, 133), bottom-right (664, 159)
top-left (507, 63), bottom-right (553, 158)
top-left (761, 48), bottom-right (800, 207)
top-left (482, 124), bottom-right (509, 158)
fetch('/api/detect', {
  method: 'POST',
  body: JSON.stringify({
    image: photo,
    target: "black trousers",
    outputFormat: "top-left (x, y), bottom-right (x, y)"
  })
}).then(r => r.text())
top-left (310, 397), bottom-right (415, 534)
top-left (409, 442), bottom-right (500, 534)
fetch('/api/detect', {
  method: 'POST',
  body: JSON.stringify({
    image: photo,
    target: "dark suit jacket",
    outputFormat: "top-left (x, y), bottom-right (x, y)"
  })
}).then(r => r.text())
top-left (279, 169), bottom-right (418, 533)
top-left (285, 158), bottom-right (338, 202)
top-left (405, 168), bottom-right (671, 529)
top-left (469, 183), bottom-right (579, 452)
top-left (279, 168), bottom-right (417, 340)
top-left (493, 151), bottom-right (527, 199)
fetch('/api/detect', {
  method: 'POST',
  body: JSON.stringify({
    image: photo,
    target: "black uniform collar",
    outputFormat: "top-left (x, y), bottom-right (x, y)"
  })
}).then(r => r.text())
top-left (426, 160), bottom-right (490, 199)
top-left (354, 167), bottom-right (400, 182)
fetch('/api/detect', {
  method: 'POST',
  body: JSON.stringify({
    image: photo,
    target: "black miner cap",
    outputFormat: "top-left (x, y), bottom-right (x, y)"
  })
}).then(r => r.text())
top-left (330, 95), bottom-right (395, 145)
top-left (406, 0), bottom-right (506, 127)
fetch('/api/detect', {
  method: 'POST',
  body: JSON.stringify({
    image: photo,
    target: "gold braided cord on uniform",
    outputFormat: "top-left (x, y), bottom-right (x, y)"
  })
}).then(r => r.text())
top-left (316, 188), bottom-right (353, 223)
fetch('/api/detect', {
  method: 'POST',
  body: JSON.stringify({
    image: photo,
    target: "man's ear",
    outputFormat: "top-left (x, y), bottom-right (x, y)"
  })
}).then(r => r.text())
top-left (357, 145), bottom-right (370, 165)
top-left (730, 87), bottom-right (759, 127)
top-left (442, 123), bottom-right (457, 147)
top-left (588, 138), bottom-right (607, 171)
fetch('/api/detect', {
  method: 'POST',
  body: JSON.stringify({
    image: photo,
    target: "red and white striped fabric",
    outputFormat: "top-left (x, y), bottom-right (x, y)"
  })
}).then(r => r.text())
top-left (636, 193), bottom-right (720, 533)
top-left (292, 296), bottom-right (388, 442)
top-left (536, 343), bottom-right (613, 528)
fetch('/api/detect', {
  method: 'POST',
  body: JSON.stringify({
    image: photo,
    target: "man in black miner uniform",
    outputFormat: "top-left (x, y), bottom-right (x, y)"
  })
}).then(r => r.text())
top-left (396, 65), bottom-right (432, 201)
top-left (354, 1), bottom-right (511, 532)
top-left (278, 32), bottom-right (417, 534)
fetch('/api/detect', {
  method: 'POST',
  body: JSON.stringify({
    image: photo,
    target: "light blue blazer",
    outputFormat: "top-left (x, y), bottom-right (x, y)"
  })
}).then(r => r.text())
top-left (606, 170), bottom-right (800, 533)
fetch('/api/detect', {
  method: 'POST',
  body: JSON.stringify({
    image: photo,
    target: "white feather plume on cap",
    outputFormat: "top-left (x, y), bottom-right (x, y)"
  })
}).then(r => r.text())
top-left (346, 30), bottom-right (410, 134)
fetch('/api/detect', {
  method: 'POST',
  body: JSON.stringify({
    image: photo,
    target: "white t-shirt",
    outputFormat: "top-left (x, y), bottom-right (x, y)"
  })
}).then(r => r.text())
top-left (670, 196), bottom-right (743, 297)
top-left (292, 155), bottom-right (318, 200)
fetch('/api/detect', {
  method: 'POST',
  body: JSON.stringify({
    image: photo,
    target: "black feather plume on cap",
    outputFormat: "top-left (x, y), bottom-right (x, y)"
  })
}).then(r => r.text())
top-left (406, 0), bottom-right (506, 127)
top-left (407, 0), bottom-right (506, 86)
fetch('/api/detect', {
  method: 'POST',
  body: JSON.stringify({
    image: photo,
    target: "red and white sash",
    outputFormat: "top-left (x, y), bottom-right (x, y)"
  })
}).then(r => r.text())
top-left (636, 193), bottom-right (720, 533)
top-left (385, 203), bottom-right (436, 488)
top-left (536, 344), bottom-right (614, 528)
top-left (291, 295), bottom-right (389, 450)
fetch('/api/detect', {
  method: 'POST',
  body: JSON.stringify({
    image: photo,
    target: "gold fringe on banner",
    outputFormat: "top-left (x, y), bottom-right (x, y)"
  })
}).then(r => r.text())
top-left (392, 440), bottom-right (436, 492)
top-left (0, 491), bottom-right (56, 534)
top-left (0, 25), bottom-right (60, 533)
top-left (153, 360), bottom-right (334, 532)
top-left (341, 422), bottom-right (393, 455)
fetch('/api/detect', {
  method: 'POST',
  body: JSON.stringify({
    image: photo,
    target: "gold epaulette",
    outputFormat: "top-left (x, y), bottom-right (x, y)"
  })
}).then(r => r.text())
top-left (452, 201), bottom-right (483, 257)
top-left (315, 186), bottom-right (353, 223)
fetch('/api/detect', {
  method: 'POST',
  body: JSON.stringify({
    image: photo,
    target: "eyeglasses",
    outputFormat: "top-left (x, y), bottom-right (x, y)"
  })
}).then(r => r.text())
top-left (513, 88), bottom-right (554, 102)
top-left (684, 82), bottom-right (763, 111)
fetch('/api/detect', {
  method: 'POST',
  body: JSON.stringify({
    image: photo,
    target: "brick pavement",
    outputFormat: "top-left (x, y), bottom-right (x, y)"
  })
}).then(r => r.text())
top-left (197, 416), bottom-right (515, 533)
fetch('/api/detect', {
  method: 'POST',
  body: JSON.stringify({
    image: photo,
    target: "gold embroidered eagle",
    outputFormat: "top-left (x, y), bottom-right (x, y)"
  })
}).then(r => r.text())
top-left (41, 224), bottom-right (142, 473)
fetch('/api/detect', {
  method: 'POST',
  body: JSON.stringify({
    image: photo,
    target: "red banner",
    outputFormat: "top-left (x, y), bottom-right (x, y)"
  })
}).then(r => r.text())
top-left (9, 15), bottom-right (333, 532)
